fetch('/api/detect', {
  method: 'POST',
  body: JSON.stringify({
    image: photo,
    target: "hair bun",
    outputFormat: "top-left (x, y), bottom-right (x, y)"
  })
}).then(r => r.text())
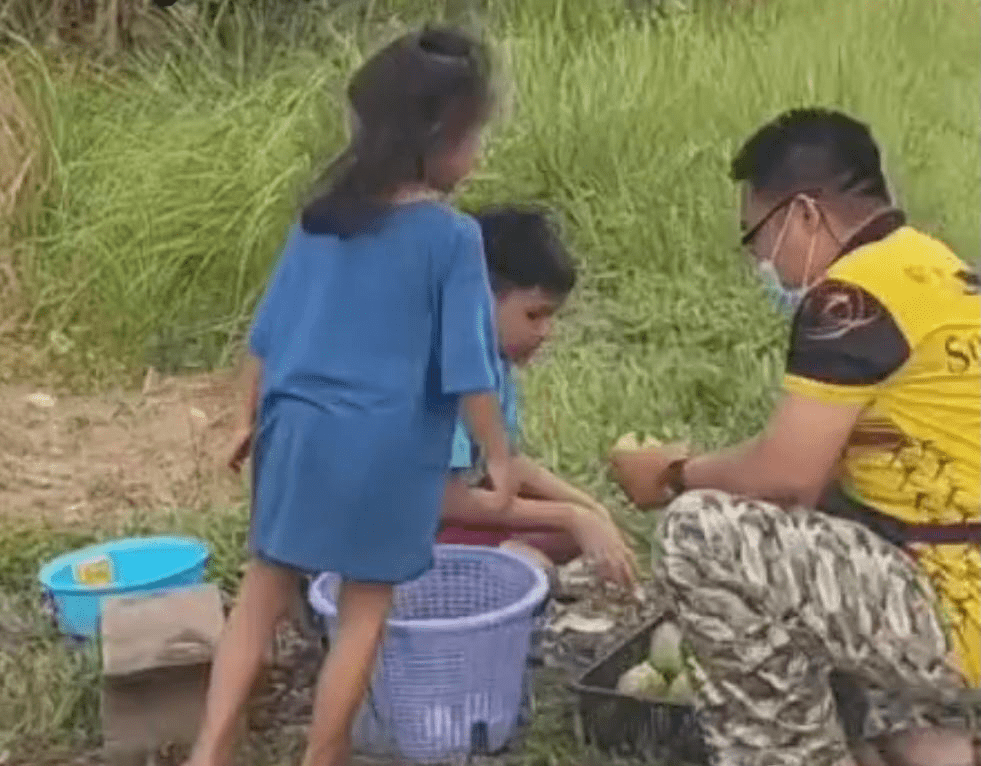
top-left (417, 26), bottom-right (480, 66)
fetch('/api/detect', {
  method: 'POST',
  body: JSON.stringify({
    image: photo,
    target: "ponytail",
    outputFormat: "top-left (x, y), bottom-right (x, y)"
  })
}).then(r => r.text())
top-left (300, 26), bottom-right (493, 240)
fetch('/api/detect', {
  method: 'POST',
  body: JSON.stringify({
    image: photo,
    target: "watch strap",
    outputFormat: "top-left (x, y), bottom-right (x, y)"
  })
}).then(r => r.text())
top-left (665, 458), bottom-right (688, 496)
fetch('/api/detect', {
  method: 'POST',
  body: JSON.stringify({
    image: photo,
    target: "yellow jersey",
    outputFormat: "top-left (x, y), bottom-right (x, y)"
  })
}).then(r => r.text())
top-left (783, 213), bottom-right (981, 685)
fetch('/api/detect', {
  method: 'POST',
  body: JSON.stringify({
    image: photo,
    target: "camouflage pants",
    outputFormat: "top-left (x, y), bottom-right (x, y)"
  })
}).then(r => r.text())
top-left (653, 490), bottom-right (976, 766)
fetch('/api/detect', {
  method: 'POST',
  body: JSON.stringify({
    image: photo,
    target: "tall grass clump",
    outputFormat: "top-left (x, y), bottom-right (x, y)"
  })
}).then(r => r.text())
top-left (0, 1), bottom-right (978, 762)
top-left (0, 49), bottom-right (56, 336)
top-left (0, 0), bottom-right (193, 56)
top-left (12, 0), bottom-right (981, 412)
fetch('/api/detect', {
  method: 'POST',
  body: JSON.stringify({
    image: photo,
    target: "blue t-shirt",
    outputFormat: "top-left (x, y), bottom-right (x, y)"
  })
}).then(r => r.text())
top-left (243, 202), bottom-right (501, 581)
top-left (449, 355), bottom-right (521, 471)
top-left (249, 203), bottom-right (498, 404)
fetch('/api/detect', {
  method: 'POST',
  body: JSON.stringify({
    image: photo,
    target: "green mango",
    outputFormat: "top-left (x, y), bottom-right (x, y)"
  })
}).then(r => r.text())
top-left (648, 620), bottom-right (684, 678)
top-left (664, 671), bottom-right (695, 704)
top-left (616, 662), bottom-right (667, 699)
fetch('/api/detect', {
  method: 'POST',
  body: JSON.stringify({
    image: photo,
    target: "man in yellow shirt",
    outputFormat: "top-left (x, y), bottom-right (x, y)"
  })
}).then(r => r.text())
top-left (611, 108), bottom-right (980, 766)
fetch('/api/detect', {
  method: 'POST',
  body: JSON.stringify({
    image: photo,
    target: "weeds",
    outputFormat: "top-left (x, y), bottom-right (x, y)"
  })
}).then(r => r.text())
top-left (0, 0), bottom-right (977, 762)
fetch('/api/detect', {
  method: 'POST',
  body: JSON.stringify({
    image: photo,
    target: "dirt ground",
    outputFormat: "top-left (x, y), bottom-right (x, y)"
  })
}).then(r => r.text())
top-left (0, 370), bottom-right (245, 524)
top-left (0, 368), bottom-right (672, 766)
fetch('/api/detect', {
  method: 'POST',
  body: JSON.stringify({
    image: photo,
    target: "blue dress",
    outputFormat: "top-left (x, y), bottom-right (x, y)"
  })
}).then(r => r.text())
top-left (247, 202), bottom-right (499, 583)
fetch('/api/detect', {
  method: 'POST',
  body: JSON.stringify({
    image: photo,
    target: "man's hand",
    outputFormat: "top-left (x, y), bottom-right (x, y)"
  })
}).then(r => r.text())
top-left (227, 427), bottom-right (253, 473)
top-left (609, 438), bottom-right (689, 510)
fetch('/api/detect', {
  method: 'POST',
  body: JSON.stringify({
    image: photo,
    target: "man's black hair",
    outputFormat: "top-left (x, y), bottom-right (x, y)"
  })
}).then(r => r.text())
top-left (730, 108), bottom-right (891, 203)
top-left (474, 206), bottom-right (576, 297)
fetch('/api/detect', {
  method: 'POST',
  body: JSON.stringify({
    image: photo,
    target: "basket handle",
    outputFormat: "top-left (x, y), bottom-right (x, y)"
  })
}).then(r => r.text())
top-left (531, 595), bottom-right (550, 618)
top-left (470, 721), bottom-right (490, 756)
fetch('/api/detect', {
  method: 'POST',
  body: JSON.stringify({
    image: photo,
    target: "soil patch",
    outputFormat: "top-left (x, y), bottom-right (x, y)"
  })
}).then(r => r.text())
top-left (0, 371), bottom-right (244, 523)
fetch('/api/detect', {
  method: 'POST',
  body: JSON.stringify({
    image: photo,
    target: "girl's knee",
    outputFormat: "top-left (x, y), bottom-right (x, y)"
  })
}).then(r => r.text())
top-left (235, 558), bottom-right (303, 624)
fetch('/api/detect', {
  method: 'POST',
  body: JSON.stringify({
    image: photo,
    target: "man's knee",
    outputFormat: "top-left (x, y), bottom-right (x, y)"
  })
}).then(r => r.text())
top-left (653, 489), bottom-right (752, 571)
top-left (656, 489), bottom-right (732, 543)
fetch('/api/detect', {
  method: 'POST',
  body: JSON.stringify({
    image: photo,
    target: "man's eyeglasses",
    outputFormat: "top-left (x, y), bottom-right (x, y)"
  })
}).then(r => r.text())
top-left (740, 189), bottom-right (822, 247)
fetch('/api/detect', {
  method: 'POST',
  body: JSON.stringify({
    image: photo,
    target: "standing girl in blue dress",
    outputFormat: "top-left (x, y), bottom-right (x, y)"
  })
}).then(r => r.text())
top-left (184, 27), bottom-right (515, 766)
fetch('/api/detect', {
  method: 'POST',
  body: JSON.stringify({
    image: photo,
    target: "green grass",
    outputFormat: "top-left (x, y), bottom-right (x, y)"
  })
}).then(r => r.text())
top-left (1, 0), bottom-right (979, 762)
top-left (0, 506), bottom-right (251, 759)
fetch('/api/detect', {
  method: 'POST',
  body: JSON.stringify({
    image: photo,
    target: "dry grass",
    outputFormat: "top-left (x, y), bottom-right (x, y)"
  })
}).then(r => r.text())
top-left (0, 0), bottom-right (188, 57)
top-left (0, 55), bottom-right (50, 226)
top-left (0, 52), bottom-right (51, 333)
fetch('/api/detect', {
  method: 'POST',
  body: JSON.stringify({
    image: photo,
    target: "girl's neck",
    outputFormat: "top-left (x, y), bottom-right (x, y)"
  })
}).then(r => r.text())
top-left (390, 184), bottom-right (443, 205)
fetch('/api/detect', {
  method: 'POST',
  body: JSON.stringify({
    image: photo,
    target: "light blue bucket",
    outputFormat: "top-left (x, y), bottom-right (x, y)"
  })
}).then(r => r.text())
top-left (38, 535), bottom-right (210, 640)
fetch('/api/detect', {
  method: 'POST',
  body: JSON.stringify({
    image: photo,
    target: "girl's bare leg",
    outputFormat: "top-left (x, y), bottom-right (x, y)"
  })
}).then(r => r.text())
top-left (300, 580), bottom-right (394, 766)
top-left (184, 559), bottom-right (298, 766)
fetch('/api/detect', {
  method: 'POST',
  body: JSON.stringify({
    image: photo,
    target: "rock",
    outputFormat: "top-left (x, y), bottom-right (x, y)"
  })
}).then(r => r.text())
top-left (25, 392), bottom-right (56, 409)
top-left (550, 613), bottom-right (615, 635)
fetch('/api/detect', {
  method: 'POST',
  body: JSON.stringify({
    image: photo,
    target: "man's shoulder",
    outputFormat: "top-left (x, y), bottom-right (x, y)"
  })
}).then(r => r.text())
top-left (829, 227), bottom-right (968, 299)
top-left (787, 278), bottom-right (910, 387)
top-left (827, 226), bottom-right (977, 334)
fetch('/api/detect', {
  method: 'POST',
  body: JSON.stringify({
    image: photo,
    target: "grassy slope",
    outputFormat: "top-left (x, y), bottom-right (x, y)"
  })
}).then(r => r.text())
top-left (1, 0), bottom-right (978, 761)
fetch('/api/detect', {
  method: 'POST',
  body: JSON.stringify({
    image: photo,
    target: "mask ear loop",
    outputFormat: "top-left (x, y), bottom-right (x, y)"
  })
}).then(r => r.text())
top-left (796, 193), bottom-right (842, 292)
top-left (766, 199), bottom-right (795, 277)
top-left (800, 196), bottom-right (821, 292)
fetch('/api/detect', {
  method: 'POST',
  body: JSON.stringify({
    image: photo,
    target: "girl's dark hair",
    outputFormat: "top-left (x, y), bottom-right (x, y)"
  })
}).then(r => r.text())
top-left (474, 206), bottom-right (576, 298)
top-left (302, 26), bottom-right (494, 238)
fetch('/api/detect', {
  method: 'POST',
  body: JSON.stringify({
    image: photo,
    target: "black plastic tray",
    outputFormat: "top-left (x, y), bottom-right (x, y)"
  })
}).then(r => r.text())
top-left (569, 614), bottom-right (709, 765)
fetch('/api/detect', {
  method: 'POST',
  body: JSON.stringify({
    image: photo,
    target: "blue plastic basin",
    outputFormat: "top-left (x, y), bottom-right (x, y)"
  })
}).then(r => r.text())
top-left (38, 535), bottom-right (210, 639)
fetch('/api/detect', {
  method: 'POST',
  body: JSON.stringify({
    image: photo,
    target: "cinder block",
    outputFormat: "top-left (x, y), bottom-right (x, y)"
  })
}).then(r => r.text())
top-left (100, 584), bottom-right (225, 758)
top-left (101, 664), bottom-right (210, 761)
top-left (101, 584), bottom-right (224, 677)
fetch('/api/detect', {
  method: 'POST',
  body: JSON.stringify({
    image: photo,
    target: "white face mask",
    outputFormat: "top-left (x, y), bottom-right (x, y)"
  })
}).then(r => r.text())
top-left (754, 199), bottom-right (901, 317)
top-left (756, 197), bottom-right (819, 317)
top-left (757, 260), bottom-right (808, 316)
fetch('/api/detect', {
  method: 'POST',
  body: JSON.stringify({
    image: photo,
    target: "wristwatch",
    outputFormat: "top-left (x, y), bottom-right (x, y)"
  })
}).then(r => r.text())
top-left (664, 458), bottom-right (688, 497)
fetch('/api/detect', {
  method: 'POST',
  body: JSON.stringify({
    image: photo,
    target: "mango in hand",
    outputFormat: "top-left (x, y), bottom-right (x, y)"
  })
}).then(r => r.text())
top-left (613, 432), bottom-right (662, 451)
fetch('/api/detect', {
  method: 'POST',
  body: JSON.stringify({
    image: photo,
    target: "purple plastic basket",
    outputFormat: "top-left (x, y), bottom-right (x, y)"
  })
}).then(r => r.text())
top-left (308, 544), bottom-right (549, 764)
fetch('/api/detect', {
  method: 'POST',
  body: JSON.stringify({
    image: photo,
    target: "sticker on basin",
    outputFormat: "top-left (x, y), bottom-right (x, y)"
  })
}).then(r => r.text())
top-left (73, 554), bottom-right (115, 586)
